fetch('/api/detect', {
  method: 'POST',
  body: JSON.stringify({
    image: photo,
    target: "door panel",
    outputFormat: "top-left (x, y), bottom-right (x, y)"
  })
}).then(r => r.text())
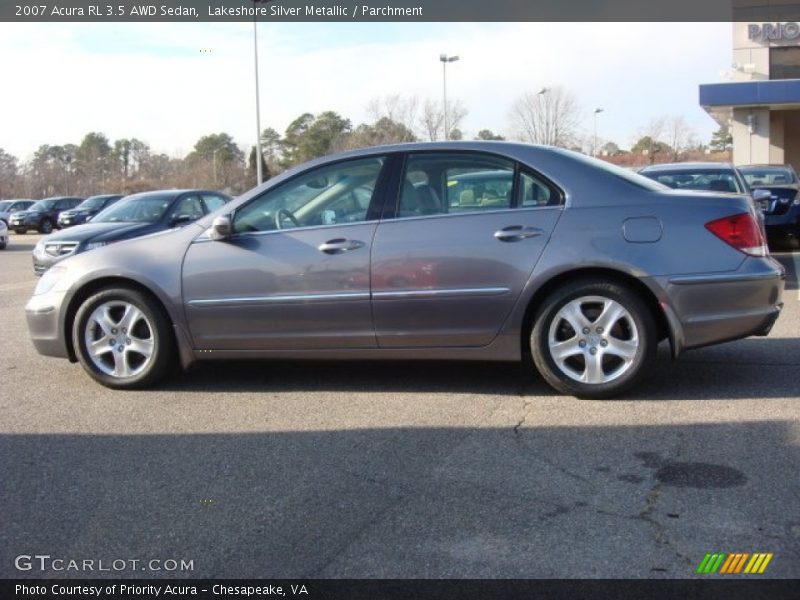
top-left (371, 209), bottom-right (560, 347)
top-left (183, 223), bottom-right (376, 350)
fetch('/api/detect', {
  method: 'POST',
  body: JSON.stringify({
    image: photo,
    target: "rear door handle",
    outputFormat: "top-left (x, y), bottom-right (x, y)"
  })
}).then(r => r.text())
top-left (494, 226), bottom-right (544, 242)
top-left (318, 238), bottom-right (365, 254)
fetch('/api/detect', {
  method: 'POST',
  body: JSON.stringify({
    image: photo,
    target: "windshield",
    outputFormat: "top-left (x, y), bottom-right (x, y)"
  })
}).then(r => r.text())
top-left (551, 148), bottom-right (668, 192)
top-left (739, 167), bottom-right (797, 186)
top-left (93, 195), bottom-right (172, 223)
top-left (79, 195), bottom-right (114, 210)
top-left (29, 199), bottom-right (58, 211)
top-left (640, 168), bottom-right (744, 193)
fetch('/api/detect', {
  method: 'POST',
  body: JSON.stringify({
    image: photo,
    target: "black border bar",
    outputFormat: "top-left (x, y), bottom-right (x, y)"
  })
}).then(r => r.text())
top-left (4, 579), bottom-right (800, 600)
top-left (4, 0), bottom-right (800, 22)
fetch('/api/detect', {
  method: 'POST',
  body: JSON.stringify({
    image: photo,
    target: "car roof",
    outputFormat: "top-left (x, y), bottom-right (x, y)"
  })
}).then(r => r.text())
top-left (738, 164), bottom-right (794, 169)
top-left (640, 162), bottom-right (735, 172)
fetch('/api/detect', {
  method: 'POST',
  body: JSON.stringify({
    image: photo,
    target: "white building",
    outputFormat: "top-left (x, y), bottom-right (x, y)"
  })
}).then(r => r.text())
top-left (700, 21), bottom-right (800, 168)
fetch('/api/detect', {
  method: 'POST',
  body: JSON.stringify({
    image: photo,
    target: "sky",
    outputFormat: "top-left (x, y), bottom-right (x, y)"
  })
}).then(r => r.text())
top-left (0, 22), bottom-right (732, 161)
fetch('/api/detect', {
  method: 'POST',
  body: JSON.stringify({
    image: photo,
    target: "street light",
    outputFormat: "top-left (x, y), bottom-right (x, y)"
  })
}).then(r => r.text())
top-left (593, 107), bottom-right (604, 157)
top-left (252, 1), bottom-right (267, 186)
top-left (439, 53), bottom-right (459, 141)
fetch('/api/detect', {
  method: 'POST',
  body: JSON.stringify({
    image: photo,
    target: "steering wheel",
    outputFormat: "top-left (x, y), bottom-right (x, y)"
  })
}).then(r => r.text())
top-left (274, 208), bottom-right (300, 230)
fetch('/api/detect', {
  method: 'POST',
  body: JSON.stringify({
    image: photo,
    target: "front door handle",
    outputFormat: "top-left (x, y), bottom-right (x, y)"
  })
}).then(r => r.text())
top-left (318, 238), bottom-right (365, 254)
top-left (494, 226), bottom-right (544, 242)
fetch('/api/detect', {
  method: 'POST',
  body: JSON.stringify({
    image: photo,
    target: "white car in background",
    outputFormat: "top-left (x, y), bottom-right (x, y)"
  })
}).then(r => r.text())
top-left (0, 219), bottom-right (8, 249)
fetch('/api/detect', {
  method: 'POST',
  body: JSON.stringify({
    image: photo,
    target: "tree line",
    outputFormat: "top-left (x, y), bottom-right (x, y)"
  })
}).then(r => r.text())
top-left (0, 89), bottom-right (732, 200)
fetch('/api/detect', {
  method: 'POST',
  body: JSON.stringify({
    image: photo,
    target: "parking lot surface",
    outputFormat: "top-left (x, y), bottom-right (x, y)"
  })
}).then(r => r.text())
top-left (1, 233), bottom-right (799, 579)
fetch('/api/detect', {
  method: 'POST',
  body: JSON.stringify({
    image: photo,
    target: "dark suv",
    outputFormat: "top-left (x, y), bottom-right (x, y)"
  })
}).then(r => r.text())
top-left (9, 196), bottom-right (83, 234)
top-left (57, 194), bottom-right (124, 228)
top-left (739, 164), bottom-right (800, 249)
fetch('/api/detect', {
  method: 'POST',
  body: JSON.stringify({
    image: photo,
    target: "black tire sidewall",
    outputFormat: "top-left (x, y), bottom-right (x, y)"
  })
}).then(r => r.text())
top-left (40, 219), bottom-right (53, 234)
top-left (530, 280), bottom-right (657, 399)
top-left (72, 287), bottom-right (174, 389)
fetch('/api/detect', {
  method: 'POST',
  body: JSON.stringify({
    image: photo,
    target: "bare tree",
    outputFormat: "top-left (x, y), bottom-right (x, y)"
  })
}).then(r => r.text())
top-left (509, 86), bottom-right (581, 147)
top-left (664, 115), bottom-right (697, 161)
top-left (420, 98), bottom-right (467, 141)
top-left (366, 93), bottom-right (419, 133)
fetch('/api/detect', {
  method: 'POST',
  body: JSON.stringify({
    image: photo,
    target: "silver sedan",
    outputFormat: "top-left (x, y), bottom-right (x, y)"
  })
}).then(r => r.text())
top-left (25, 142), bottom-right (785, 398)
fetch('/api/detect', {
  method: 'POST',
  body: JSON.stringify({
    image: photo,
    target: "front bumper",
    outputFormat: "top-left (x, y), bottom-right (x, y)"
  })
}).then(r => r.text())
top-left (656, 256), bottom-right (784, 355)
top-left (25, 290), bottom-right (71, 359)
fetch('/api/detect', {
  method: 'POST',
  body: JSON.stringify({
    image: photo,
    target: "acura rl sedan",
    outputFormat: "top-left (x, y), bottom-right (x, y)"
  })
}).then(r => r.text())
top-left (25, 142), bottom-right (785, 398)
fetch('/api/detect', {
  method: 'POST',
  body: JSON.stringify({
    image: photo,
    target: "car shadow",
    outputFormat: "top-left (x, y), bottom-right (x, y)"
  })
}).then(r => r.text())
top-left (3, 235), bottom-right (41, 253)
top-left (158, 334), bottom-right (800, 401)
top-left (1, 420), bottom-right (798, 578)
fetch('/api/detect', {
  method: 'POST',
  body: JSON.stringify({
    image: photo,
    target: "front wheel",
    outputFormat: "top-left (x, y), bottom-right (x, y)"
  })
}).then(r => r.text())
top-left (530, 279), bottom-right (657, 399)
top-left (14, 228), bottom-right (26, 234)
top-left (72, 287), bottom-right (176, 389)
top-left (39, 219), bottom-right (53, 234)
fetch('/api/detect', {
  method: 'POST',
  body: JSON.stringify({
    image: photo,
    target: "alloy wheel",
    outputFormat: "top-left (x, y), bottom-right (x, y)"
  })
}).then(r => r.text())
top-left (546, 295), bottom-right (639, 385)
top-left (83, 300), bottom-right (155, 378)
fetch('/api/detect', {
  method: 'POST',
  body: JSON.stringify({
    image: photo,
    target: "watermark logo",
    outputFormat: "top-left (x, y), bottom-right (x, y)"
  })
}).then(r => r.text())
top-left (696, 552), bottom-right (773, 574)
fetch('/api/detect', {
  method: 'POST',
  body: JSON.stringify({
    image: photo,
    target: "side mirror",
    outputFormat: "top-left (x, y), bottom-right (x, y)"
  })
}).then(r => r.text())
top-left (209, 214), bottom-right (232, 241)
top-left (752, 189), bottom-right (771, 202)
top-left (171, 214), bottom-right (193, 227)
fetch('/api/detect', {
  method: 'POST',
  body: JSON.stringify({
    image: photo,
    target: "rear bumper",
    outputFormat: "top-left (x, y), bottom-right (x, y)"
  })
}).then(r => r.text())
top-left (654, 257), bottom-right (785, 356)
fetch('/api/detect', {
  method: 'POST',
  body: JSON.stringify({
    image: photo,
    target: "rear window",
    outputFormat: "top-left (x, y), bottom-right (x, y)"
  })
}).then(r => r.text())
top-left (739, 167), bottom-right (797, 186)
top-left (551, 148), bottom-right (667, 192)
top-left (640, 169), bottom-right (743, 193)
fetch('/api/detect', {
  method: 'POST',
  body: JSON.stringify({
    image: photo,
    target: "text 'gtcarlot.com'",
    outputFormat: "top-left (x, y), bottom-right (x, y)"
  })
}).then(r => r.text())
top-left (14, 554), bottom-right (194, 572)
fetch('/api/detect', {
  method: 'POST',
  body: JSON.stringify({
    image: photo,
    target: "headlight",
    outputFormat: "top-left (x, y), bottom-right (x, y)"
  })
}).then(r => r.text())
top-left (33, 266), bottom-right (67, 296)
top-left (85, 241), bottom-right (108, 251)
top-left (793, 197), bottom-right (800, 206)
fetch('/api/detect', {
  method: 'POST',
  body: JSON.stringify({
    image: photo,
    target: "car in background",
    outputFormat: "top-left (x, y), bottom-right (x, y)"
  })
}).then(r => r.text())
top-left (57, 194), bottom-right (124, 228)
top-left (0, 199), bottom-right (36, 226)
top-left (0, 219), bottom-right (7, 249)
top-left (9, 196), bottom-right (83, 234)
top-left (739, 164), bottom-right (800, 249)
top-left (24, 142), bottom-right (784, 399)
top-left (638, 162), bottom-right (751, 195)
top-left (32, 189), bottom-right (231, 275)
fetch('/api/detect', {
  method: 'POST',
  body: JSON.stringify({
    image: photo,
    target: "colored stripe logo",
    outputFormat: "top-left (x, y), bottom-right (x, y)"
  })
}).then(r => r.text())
top-left (696, 552), bottom-right (773, 574)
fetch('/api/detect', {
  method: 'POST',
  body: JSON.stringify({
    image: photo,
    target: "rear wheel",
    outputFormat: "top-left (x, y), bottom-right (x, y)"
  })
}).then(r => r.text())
top-left (530, 279), bottom-right (657, 399)
top-left (72, 287), bottom-right (176, 389)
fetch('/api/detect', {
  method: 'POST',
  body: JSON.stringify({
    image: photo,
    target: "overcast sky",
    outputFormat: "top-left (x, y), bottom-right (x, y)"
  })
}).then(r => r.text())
top-left (0, 22), bottom-right (731, 160)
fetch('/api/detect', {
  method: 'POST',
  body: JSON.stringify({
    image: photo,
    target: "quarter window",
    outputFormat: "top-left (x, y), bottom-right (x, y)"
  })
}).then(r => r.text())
top-left (233, 157), bottom-right (385, 233)
top-left (519, 170), bottom-right (558, 207)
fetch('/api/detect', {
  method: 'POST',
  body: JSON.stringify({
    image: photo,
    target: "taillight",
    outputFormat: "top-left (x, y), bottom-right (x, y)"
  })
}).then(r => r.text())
top-left (705, 212), bottom-right (767, 257)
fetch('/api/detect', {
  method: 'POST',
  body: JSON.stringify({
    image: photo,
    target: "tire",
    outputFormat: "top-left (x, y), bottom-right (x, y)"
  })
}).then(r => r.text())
top-left (72, 286), bottom-right (176, 389)
top-left (529, 278), bottom-right (657, 399)
top-left (14, 228), bottom-right (26, 234)
top-left (0, 243), bottom-right (6, 250)
top-left (39, 219), bottom-right (53, 234)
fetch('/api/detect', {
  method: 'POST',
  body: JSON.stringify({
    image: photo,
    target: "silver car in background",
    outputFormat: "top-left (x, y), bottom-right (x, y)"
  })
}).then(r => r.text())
top-left (25, 142), bottom-right (785, 398)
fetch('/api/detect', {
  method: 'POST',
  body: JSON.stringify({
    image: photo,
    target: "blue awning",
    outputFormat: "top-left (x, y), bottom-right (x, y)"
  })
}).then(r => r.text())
top-left (699, 80), bottom-right (800, 108)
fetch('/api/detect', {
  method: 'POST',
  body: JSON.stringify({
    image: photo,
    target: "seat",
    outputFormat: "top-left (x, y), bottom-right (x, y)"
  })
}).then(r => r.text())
top-left (398, 182), bottom-right (422, 217)
top-left (415, 184), bottom-right (443, 215)
top-left (709, 180), bottom-right (735, 192)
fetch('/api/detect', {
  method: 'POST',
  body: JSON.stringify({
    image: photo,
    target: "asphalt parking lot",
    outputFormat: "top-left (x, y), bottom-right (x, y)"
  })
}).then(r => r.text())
top-left (1, 233), bottom-right (798, 579)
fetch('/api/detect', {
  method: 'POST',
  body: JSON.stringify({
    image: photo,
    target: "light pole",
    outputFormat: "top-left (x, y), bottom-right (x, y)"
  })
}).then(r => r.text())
top-left (212, 146), bottom-right (226, 186)
top-left (593, 107), bottom-right (604, 157)
top-left (439, 54), bottom-right (459, 141)
top-left (252, 2), bottom-right (266, 186)
top-left (537, 87), bottom-right (549, 145)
